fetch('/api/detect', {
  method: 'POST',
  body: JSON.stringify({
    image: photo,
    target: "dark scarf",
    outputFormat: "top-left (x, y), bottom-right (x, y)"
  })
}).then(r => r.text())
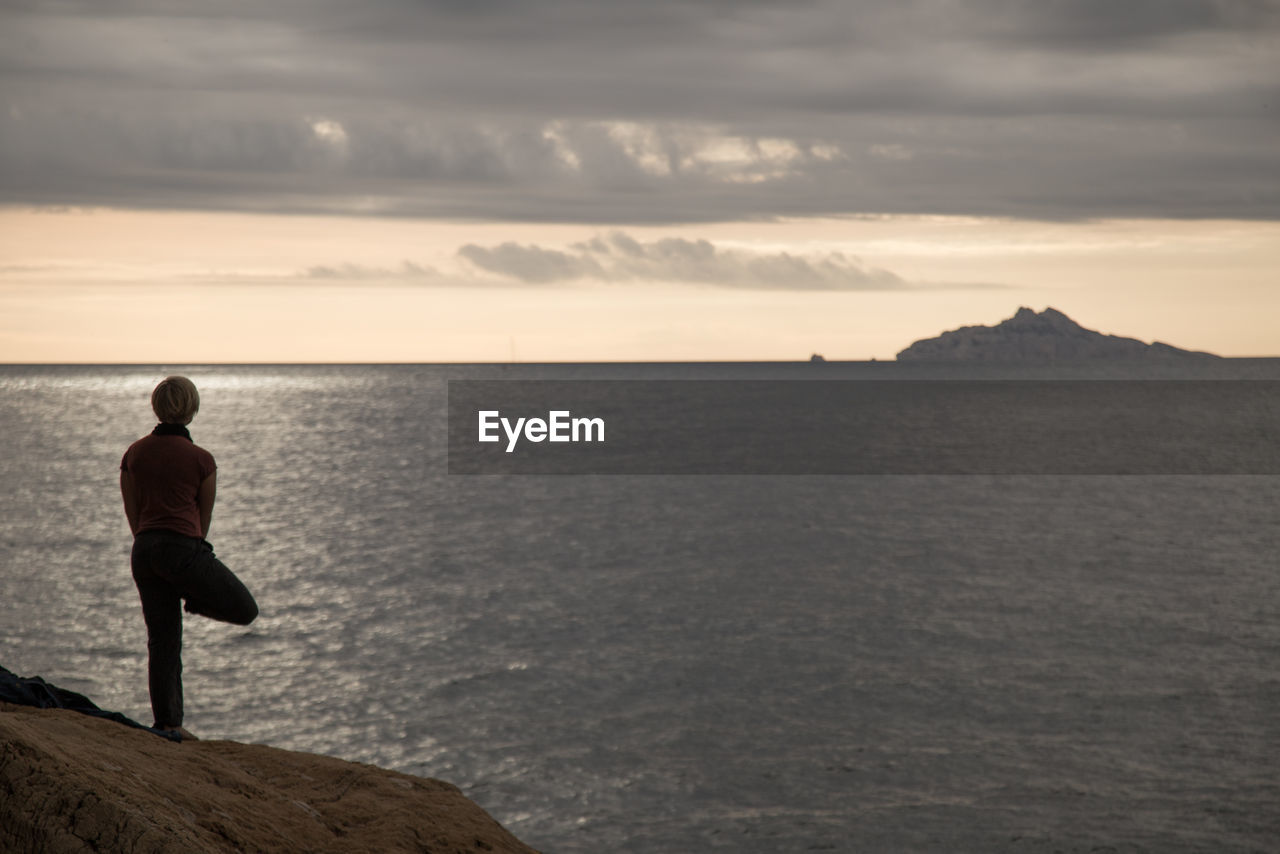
top-left (152, 423), bottom-right (192, 441)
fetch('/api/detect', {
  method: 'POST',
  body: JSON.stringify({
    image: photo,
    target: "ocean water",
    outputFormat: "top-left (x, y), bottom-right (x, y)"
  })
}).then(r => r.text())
top-left (2, 362), bottom-right (1279, 853)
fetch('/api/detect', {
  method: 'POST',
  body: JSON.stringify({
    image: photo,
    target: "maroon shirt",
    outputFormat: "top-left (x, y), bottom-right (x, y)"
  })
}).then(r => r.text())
top-left (121, 434), bottom-right (216, 538)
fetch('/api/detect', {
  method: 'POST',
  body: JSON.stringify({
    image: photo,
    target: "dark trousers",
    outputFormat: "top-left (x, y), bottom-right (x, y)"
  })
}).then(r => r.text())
top-left (131, 530), bottom-right (258, 728)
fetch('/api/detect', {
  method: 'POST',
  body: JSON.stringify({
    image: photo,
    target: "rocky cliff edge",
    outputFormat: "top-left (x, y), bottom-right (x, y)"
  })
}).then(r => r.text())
top-left (0, 702), bottom-right (539, 854)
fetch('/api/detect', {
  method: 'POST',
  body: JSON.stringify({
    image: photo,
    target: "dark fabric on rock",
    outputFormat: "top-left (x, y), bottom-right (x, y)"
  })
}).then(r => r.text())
top-left (0, 664), bottom-right (180, 741)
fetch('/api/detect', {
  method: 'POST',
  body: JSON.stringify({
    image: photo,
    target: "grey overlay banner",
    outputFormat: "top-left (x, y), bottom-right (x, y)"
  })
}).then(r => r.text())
top-left (447, 380), bottom-right (1280, 474)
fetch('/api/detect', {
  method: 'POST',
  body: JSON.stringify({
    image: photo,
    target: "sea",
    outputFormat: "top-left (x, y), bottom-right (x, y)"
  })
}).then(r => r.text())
top-left (2, 362), bottom-right (1278, 854)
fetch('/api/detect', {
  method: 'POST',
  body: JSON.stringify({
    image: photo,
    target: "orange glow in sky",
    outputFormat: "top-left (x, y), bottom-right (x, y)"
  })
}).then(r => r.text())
top-left (2, 207), bottom-right (1277, 362)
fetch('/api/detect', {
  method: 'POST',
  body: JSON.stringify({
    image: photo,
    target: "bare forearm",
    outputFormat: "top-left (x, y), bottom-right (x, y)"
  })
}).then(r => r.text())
top-left (197, 472), bottom-right (217, 539)
top-left (120, 471), bottom-right (140, 535)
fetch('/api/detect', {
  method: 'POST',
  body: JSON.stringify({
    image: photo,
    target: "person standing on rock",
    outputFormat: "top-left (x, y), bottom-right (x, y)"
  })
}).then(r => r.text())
top-left (120, 376), bottom-right (258, 739)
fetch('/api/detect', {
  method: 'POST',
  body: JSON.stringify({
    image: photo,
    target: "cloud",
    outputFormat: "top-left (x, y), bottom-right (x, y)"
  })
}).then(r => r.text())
top-left (967, 0), bottom-right (1280, 47)
top-left (1, 0), bottom-right (1277, 221)
top-left (457, 243), bottom-right (604, 284)
top-left (459, 232), bottom-right (913, 289)
top-left (300, 261), bottom-right (438, 280)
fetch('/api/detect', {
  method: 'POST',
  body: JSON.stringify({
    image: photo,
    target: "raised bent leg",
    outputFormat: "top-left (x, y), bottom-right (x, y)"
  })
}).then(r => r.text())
top-left (179, 540), bottom-right (259, 626)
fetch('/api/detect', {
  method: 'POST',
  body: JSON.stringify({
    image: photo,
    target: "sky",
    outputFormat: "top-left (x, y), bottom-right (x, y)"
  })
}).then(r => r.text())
top-left (2, 0), bottom-right (1278, 361)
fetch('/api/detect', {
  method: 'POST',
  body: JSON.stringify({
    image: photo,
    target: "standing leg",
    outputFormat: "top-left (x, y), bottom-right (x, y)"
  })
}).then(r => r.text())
top-left (132, 537), bottom-right (184, 728)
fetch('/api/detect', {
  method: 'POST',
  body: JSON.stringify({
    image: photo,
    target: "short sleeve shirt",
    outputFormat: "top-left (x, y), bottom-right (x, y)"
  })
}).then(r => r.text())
top-left (121, 434), bottom-right (216, 538)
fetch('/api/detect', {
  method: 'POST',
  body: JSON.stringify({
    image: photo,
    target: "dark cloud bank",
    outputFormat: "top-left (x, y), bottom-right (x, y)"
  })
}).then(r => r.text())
top-left (2, 0), bottom-right (1277, 222)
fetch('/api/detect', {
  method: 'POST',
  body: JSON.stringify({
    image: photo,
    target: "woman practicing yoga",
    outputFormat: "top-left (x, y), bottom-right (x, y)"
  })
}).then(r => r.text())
top-left (120, 376), bottom-right (258, 739)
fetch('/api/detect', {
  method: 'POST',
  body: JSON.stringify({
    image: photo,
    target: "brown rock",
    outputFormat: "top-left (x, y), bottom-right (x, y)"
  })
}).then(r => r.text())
top-left (0, 702), bottom-right (540, 854)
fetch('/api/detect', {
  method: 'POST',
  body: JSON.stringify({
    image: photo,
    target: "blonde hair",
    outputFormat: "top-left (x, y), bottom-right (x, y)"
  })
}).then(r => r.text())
top-left (151, 376), bottom-right (201, 425)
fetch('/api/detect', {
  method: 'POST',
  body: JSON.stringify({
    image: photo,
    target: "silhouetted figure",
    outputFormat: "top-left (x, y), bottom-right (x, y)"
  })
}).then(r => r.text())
top-left (120, 376), bottom-right (258, 739)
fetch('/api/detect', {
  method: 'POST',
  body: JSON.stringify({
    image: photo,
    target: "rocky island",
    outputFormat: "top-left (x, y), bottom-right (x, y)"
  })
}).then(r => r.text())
top-left (897, 307), bottom-right (1218, 362)
top-left (0, 702), bottom-right (539, 854)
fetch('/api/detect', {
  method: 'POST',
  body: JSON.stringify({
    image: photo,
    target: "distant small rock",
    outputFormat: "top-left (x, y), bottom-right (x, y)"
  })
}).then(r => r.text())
top-left (896, 307), bottom-right (1219, 362)
top-left (809, 353), bottom-right (826, 362)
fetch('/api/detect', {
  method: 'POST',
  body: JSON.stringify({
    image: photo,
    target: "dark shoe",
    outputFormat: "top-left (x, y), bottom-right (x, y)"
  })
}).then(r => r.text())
top-left (159, 726), bottom-right (200, 742)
